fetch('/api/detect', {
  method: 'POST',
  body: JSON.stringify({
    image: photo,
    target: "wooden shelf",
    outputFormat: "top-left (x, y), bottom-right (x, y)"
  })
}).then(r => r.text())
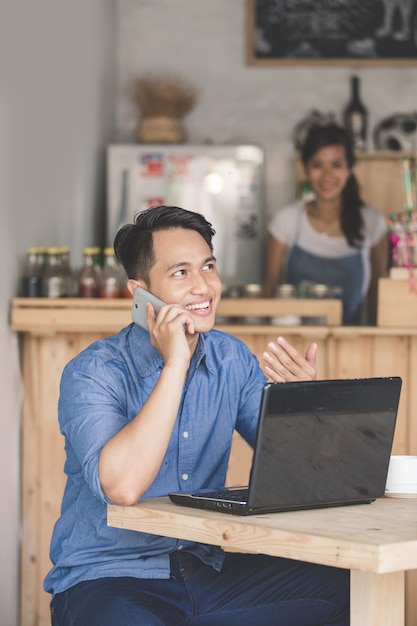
top-left (11, 296), bottom-right (343, 333)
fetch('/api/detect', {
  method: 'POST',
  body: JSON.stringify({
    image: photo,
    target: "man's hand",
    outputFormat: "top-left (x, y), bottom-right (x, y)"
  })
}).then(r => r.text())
top-left (146, 302), bottom-right (195, 368)
top-left (262, 336), bottom-right (317, 382)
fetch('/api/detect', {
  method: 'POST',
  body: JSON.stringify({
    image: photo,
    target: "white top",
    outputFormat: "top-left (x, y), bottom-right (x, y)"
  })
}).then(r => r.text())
top-left (268, 200), bottom-right (388, 297)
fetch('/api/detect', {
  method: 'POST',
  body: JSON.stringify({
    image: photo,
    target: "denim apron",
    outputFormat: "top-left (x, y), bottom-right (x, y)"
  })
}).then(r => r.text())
top-left (286, 210), bottom-right (364, 325)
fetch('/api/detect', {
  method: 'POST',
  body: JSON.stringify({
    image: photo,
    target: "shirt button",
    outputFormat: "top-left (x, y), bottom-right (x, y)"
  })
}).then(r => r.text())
top-left (178, 544), bottom-right (184, 550)
top-left (182, 473), bottom-right (189, 481)
top-left (183, 431), bottom-right (189, 438)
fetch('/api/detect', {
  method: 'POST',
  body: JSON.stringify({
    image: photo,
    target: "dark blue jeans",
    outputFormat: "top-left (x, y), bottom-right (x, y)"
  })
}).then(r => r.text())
top-left (50, 551), bottom-right (350, 625)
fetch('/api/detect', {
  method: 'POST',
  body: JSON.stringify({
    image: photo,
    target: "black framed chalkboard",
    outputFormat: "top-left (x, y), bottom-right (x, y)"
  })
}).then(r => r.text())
top-left (247, 0), bottom-right (417, 65)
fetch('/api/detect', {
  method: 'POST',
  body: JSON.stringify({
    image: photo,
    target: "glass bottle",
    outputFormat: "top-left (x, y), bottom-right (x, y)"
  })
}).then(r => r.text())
top-left (43, 247), bottom-right (66, 298)
top-left (90, 246), bottom-right (102, 276)
top-left (343, 75), bottom-right (368, 151)
top-left (100, 248), bottom-right (122, 298)
top-left (78, 247), bottom-right (100, 297)
top-left (59, 246), bottom-right (73, 297)
top-left (21, 247), bottom-right (44, 297)
top-left (119, 264), bottom-right (131, 298)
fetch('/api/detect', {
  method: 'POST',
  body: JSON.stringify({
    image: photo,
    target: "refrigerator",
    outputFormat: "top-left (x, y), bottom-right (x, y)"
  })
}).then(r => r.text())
top-left (106, 144), bottom-right (265, 287)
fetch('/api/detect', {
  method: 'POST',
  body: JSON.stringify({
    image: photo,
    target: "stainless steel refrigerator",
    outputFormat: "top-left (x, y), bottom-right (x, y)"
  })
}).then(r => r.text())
top-left (106, 144), bottom-right (265, 287)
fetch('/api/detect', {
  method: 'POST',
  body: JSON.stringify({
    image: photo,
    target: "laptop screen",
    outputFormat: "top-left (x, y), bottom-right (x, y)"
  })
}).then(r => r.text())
top-left (248, 378), bottom-right (401, 509)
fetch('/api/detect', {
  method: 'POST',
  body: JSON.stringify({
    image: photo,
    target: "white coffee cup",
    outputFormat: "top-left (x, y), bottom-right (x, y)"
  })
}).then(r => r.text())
top-left (385, 455), bottom-right (417, 493)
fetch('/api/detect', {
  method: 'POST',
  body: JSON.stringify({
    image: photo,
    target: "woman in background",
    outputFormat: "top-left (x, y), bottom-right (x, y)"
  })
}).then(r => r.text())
top-left (264, 123), bottom-right (389, 324)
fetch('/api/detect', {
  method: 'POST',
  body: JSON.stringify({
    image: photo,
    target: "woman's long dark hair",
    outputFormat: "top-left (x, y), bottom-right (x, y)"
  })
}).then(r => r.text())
top-left (301, 123), bottom-right (364, 248)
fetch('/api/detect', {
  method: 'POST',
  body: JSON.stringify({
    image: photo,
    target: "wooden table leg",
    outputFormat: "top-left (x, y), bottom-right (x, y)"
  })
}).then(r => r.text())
top-left (350, 570), bottom-right (404, 626)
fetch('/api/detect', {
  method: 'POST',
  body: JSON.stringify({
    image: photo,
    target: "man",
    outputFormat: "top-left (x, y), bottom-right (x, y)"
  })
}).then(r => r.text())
top-left (45, 206), bottom-right (349, 625)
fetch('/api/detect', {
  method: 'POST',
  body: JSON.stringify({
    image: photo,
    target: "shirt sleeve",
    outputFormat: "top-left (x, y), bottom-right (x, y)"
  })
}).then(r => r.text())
top-left (268, 201), bottom-right (303, 246)
top-left (232, 342), bottom-right (268, 447)
top-left (361, 206), bottom-right (388, 246)
top-left (58, 354), bottom-right (129, 504)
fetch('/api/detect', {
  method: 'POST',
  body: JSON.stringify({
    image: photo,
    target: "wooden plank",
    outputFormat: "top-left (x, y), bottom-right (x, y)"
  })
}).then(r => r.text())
top-left (20, 331), bottom-right (108, 626)
top-left (406, 570), bottom-right (417, 626)
top-left (215, 298), bottom-right (342, 325)
top-left (20, 336), bottom-right (42, 626)
top-left (378, 279), bottom-right (417, 327)
top-left (372, 336), bottom-right (409, 455)
top-left (406, 335), bottom-right (417, 626)
top-left (108, 497), bottom-right (417, 574)
top-left (351, 570), bottom-right (404, 626)
top-left (38, 336), bottom-right (71, 626)
top-left (11, 297), bottom-right (343, 332)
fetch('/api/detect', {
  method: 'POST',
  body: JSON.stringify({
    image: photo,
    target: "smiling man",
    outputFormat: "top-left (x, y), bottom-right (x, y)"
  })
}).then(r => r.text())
top-left (44, 205), bottom-right (349, 626)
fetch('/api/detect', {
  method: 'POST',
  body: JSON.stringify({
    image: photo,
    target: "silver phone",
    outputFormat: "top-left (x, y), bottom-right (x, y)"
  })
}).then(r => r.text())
top-left (132, 286), bottom-right (166, 329)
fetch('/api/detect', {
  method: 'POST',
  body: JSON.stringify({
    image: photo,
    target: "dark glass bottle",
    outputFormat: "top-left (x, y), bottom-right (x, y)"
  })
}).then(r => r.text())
top-left (343, 76), bottom-right (368, 151)
top-left (78, 247), bottom-right (100, 297)
top-left (21, 247), bottom-right (44, 297)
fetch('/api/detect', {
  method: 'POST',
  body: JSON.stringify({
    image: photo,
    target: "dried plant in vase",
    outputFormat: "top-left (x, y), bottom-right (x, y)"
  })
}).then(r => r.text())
top-left (134, 74), bottom-right (198, 143)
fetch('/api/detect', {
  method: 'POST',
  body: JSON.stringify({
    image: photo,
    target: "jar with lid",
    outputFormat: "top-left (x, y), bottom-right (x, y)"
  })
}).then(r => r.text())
top-left (303, 283), bottom-right (331, 326)
top-left (100, 248), bottom-right (122, 298)
top-left (78, 247), bottom-right (100, 297)
top-left (273, 284), bottom-right (296, 299)
top-left (43, 247), bottom-right (66, 298)
top-left (306, 283), bottom-right (331, 299)
top-left (240, 283), bottom-right (268, 325)
top-left (271, 283), bottom-right (301, 326)
top-left (21, 247), bottom-right (45, 297)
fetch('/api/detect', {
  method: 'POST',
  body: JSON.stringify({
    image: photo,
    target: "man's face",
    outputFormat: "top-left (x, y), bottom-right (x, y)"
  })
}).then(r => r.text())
top-left (146, 227), bottom-right (222, 334)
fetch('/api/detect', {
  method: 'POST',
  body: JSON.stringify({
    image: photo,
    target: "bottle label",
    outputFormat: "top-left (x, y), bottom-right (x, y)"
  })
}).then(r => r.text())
top-left (78, 284), bottom-right (99, 298)
top-left (348, 112), bottom-right (366, 149)
top-left (22, 276), bottom-right (42, 297)
top-left (46, 276), bottom-right (64, 298)
top-left (100, 277), bottom-right (120, 298)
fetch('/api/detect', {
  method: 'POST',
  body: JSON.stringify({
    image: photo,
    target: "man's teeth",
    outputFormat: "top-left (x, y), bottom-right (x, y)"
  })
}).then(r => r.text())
top-left (186, 301), bottom-right (210, 311)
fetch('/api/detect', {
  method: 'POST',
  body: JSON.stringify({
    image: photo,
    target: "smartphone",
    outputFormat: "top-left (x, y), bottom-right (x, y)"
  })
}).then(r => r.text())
top-left (132, 286), bottom-right (166, 329)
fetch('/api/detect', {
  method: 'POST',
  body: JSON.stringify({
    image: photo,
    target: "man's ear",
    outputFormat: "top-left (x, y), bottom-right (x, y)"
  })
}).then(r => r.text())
top-left (127, 278), bottom-right (147, 297)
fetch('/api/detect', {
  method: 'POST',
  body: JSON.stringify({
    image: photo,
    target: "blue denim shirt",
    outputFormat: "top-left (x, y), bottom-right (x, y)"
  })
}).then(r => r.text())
top-left (44, 323), bottom-right (267, 595)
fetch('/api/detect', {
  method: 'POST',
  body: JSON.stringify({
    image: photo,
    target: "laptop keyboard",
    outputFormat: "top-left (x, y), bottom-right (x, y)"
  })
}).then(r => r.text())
top-left (200, 488), bottom-right (248, 502)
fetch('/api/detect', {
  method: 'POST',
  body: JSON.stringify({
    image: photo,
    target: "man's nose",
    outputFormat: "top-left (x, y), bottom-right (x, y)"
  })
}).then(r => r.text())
top-left (190, 273), bottom-right (209, 293)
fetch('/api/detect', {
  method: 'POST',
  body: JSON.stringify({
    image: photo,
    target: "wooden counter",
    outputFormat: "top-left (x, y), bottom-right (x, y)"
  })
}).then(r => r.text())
top-left (11, 298), bottom-right (417, 626)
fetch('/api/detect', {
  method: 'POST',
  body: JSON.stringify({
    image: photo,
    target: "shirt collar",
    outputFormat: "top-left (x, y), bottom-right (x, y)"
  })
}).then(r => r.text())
top-left (127, 323), bottom-right (216, 377)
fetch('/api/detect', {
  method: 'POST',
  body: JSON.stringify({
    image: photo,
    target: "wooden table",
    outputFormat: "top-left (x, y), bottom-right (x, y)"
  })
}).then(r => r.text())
top-left (108, 496), bottom-right (417, 626)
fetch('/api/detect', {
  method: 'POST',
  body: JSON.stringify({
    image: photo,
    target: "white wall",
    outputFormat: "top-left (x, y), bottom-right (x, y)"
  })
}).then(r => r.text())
top-left (115, 0), bottom-right (417, 221)
top-left (0, 1), bottom-right (115, 624)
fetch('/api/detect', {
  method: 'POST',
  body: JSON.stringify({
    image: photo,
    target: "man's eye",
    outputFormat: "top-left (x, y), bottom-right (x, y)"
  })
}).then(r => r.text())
top-left (203, 263), bottom-right (215, 271)
top-left (173, 269), bottom-right (186, 277)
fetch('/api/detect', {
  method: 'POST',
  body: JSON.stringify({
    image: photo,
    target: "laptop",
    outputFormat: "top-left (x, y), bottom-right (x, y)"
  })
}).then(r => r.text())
top-left (169, 377), bottom-right (402, 515)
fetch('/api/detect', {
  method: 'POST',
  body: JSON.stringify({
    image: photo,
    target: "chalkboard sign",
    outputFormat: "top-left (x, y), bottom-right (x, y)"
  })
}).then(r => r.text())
top-left (247, 0), bottom-right (417, 65)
